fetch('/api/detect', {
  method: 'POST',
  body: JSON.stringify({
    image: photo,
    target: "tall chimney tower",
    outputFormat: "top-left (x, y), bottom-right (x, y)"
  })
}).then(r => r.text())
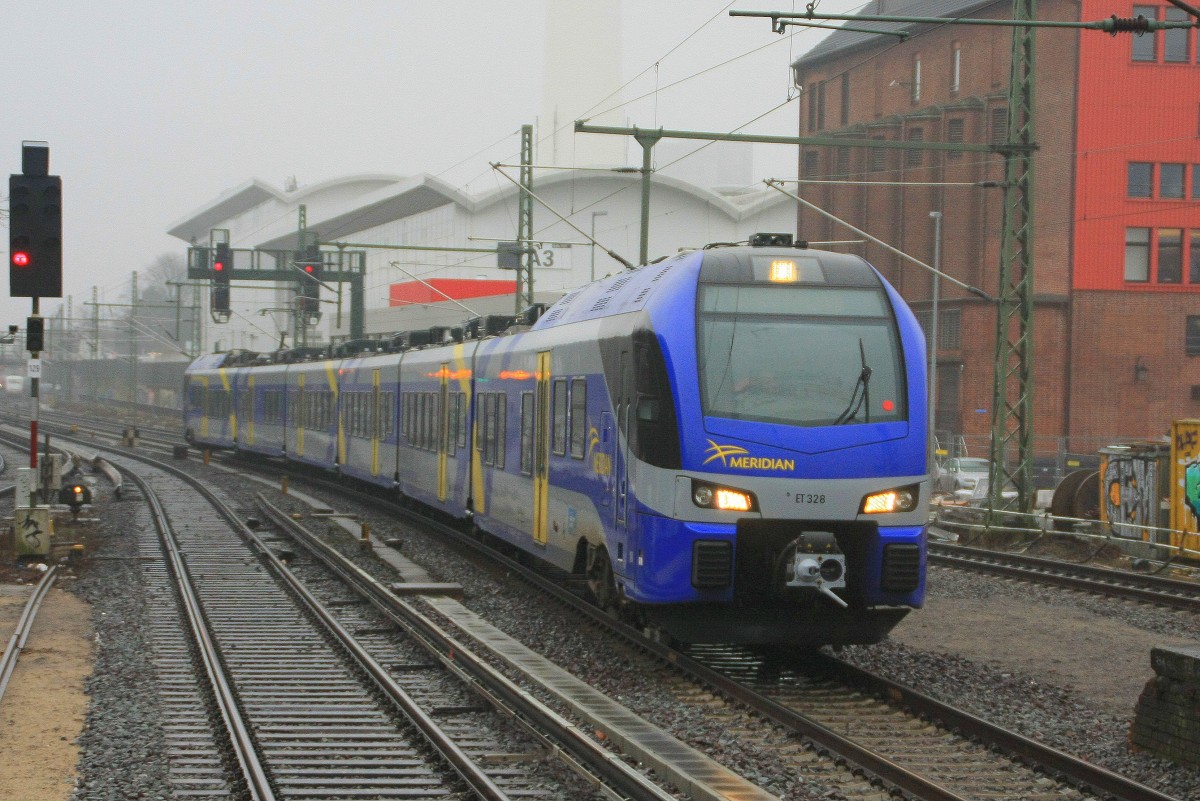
top-left (541, 1), bottom-right (626, 167)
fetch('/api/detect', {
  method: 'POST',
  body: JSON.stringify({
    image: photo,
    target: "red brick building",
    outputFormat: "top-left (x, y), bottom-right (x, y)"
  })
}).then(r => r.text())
top-left (791, 0), bottom-right (1200, 452)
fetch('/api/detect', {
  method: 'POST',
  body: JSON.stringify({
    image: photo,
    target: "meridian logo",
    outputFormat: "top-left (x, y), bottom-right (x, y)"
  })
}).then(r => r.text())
top-left (703, 440), bottom-right (749, 467)
top-left (702, 440), bottom-right (796, 472)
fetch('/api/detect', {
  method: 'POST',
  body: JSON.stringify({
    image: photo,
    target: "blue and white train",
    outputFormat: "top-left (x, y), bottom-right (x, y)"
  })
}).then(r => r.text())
top-left (184, 238), bottom-right (929, 645)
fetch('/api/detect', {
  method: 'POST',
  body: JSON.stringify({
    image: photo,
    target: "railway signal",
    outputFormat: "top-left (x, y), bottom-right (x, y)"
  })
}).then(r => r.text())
top-left (25, 316), bottom-right (44, 353)
top-left (8, 143), bottom-right (62, 299)
top-left (297, 243), bottom-right (321, 322)
top-left (211, 242), bottom-right (231, 313)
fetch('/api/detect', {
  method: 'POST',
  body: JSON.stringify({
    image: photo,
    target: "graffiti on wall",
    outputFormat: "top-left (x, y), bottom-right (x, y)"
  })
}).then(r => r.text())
top-left (1104, 456), bottom-right (1157, 538)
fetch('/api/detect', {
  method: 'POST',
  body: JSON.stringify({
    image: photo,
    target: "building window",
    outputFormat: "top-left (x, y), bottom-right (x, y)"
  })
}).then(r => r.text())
top-left (836, 146), bottom-right (850, 177)
top-left (906, 129), bottom-right (924, 167)
top-left (990, 108), bottom-right (1007, 145)
top-left (817, 81), bottom-right (826, 130)
top-left (1159, 229), bottom-right (1183, 283)
top-left (912, 53), bottom-right (922, 103)
top-left (940, 309), bottom-right (962, 350)
top-left (950, 41), bottom-right (961, 93)
top-left (840, 73), bottom-right (850, 126)
top-left (1128, 162), bottom-right (1153, 197)
top-left (946, 118), bottom-right (964, 160)
top-left (1133, 6), bottom-right (1158, 61)
top-left (871, 137), bottom-right (886, 171)
top-left (1161, 163), bottom-right (1185, 198)
top-left (1125, 227), bottom-right (1151, 282)
top-left (1166, 8), bottom-right (1189, 62)
top-left (803, 150), bottom-right (820, 176)
top-left (1193, 165), bottom-right (1200, 198)
top-left (1188, 316), bottom-right (1200, 356)
top-left (807, 86), bottom-right (817, 131)
top-left (1191, 231), bottom-right (1200, 282)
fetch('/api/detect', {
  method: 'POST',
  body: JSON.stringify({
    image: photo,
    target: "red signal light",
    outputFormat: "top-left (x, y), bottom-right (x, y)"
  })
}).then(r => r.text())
top-left (213, 261), bottom-right (225, 272)
top-left (305, 264), bottom-right (314, 273)
top-left (12, 252), bottom-right (30, 267)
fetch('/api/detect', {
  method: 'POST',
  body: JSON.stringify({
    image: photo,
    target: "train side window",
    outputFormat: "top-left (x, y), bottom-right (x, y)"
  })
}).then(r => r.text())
top-left (496, 394), bottom-right (507, 469)
top-left (569, 378), bottom-right (586, 459)
top-left (406, 393), bottom-right (414, 442)
top-left (370, 391), bottom-right (378, 439)
top-left (457, 393), bottom-right (468, 449)
top-left (551, 379), bottom-right (568, 456)
top-left (427, 393), bottom-right (436, 450)
top-left (486, 393), bottom-right (499, 465)
top-left (634, 334), bottom-right (682, 469)
top-left (520, 392), bottom-right (534, 475)
top-left (417, 394), bottom-right (425, 449)
top-left (481, 393), bottom-right (494, 464)
top-left (427, 392), bottom-right (436, 450)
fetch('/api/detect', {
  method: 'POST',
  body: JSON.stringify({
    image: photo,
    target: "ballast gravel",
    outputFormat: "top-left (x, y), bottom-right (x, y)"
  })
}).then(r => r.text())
top-left (61, 448), bottom-right (1200, 801)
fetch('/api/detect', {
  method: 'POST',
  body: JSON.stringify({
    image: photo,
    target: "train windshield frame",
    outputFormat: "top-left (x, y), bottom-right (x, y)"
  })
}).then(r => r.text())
top-left (696, 283), bottom-right (907, 428)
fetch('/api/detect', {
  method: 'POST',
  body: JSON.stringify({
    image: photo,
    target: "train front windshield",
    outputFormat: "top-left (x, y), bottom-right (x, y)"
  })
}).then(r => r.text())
top-left (698, 284), bottom-right (906, 427)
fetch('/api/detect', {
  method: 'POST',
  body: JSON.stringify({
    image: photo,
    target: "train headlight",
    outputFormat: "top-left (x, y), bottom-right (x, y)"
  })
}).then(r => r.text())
top-left (860, 484), bottom-right (920, 514)
top-left (716, 489), bottom-right (752, 512)
top-left (692, 480), bottom-right (757, 512)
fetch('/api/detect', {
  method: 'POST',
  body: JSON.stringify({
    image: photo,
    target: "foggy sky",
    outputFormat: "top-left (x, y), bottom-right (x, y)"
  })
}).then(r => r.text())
top-left (1, 1), bottom-right (860, 331)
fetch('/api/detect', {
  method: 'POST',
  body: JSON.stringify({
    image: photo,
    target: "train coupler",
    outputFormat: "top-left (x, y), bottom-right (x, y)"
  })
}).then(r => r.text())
top-left (783, 531), bottom-right (848, 608)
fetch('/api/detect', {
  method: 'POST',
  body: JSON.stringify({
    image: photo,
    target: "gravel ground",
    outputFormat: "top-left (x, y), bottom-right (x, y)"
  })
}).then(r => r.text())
top-left (54, 447), bottom-right (1200, 800)
top-left (66, 477), bottom-right (172, 801)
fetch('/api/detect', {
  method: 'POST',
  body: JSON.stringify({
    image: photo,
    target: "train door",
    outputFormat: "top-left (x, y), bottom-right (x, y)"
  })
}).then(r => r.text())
top-left (437, 363), bottom-right (449, 501)
top-left (533, 351), bottom-right (551, 546)
top-left (614, 350), bottom-right (631, 535)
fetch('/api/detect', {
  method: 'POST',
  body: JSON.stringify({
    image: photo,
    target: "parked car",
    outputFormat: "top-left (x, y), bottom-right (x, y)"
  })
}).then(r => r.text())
top-left (934, 457), bottom-right (991, 493)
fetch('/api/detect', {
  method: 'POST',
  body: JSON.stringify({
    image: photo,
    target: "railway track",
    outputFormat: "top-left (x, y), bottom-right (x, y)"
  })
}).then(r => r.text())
top-left (20, 412), bottom-right (1197, 801)
top-left (928, 540), bottom-right (1200, 613)
top-left (0, 564), bottom-right (59, 703)
top-left (42, 430), bottom-right (772, 801)
top-left (201, 462), bottom-right (1183, 801)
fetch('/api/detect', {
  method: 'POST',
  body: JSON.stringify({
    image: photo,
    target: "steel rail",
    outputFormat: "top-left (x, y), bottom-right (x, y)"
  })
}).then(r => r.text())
top-left (115, 450), bottom-right (515, 801)
top-left (268, 475), bottom-right (1182, 801)
top-left (31, 417), bottom-right (1187, 801)
top-left (0, 564), bottom-right (59, 703)
top-left (810, 652), bottom-right (1182, 801)
top-left (237, 505), bottom-right (513, 801)
top-left (123, 468), bottom-right (277, 801)
top-left (254, 495), bottom-right (680, 801)
top-left (249, 475), bottom-right (973, 801)
top-left (929, 542), bottom-right (1200, 613)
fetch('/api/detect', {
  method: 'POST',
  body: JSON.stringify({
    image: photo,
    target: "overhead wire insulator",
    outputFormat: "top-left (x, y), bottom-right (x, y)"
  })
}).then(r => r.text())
top-left (1106, 14), bottom-right (1153, 35)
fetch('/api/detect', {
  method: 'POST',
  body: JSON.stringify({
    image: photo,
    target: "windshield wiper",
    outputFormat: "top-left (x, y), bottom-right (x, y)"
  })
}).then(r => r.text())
top-left (833, 339), bottom-right (872, 425)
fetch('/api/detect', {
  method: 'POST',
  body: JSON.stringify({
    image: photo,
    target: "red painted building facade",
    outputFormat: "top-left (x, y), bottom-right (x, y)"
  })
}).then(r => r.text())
top-left (792, 0), bottom-right (1200, 450)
